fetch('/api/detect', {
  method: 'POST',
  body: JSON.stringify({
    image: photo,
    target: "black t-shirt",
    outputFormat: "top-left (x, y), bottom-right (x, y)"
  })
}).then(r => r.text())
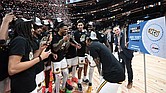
top-left (51, 32), bottom-right (65, 62)
top-left (89, 41), bottom-right (125, 83)
top-left (74, 30), bottom-right (87, 57)
top-left (65, 38), bottom-right (77, 59)
top-left (9, 36), bottom-right (36, 93)
top-left (0, 45), bottom-right (9, 81)
top-left (96, 31), bottom-right (107, 44)
top-left (32, 37), bottom-right (44, 74)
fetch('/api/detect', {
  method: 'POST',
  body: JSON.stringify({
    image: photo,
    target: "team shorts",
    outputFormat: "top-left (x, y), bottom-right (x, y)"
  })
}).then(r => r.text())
top-left (35, 71), bottom-right (45, 87)
top-left (78, 57), bottom-right (85, 67)
top-left (66, 57), bottom-right (78, 68)
top-left (96, 78), bottom-right (121, 93)
top-left (52, 58), bottom-right (68, 74)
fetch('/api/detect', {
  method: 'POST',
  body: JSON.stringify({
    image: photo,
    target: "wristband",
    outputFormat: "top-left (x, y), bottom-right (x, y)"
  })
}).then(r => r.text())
top-left (38, 55), bottom-right (42, 62)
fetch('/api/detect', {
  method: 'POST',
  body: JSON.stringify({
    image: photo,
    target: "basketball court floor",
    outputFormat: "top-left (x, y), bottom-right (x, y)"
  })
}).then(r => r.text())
top-left (71, 52), bottom-right (166, 93)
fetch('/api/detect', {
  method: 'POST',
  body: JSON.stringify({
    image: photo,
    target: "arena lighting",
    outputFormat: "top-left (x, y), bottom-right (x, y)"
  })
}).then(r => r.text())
top-left (69, 0), bottom-right (165, 22)
top-left (144, 14), bottom-right (150, 19)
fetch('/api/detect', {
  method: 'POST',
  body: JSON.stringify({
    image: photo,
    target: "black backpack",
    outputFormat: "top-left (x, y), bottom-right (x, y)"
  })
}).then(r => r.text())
top-left (0, 44), bottom-right (9, 81)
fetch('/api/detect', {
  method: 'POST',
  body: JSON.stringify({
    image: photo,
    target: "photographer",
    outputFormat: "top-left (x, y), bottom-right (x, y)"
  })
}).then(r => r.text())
top-left (0, 12), bottom-right (15, 93)
top-left (0, 12), bottom-right (15, 45)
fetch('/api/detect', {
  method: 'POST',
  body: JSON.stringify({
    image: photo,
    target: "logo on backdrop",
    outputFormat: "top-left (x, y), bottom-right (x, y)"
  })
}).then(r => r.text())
top-left (146, 24), bottom-right (163, 42)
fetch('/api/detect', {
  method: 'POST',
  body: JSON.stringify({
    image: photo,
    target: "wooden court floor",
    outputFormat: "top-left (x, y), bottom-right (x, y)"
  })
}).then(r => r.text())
top-left (71, 52), bottom-right (166, 93)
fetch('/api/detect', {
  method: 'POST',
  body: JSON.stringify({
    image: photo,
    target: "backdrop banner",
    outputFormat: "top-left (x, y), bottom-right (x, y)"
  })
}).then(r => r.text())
top-left (128, 16), bottom-right (166, 59)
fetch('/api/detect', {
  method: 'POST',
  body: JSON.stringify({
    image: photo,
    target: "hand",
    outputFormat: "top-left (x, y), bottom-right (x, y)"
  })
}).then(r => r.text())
top-left (125, 42), bottom-right (129, 47)
top-left (76, 44), bottom-right (81, 49)
top-left (47, 33), bottom-right (53, 44)
top-left (40, 48), bottom-right (51, 60)
top-left (3, 12), bottom-right (16, 23)
top-left (39, 44), bottom-right (48, 51)
top-left (63, 35), bottom-right (70, 42)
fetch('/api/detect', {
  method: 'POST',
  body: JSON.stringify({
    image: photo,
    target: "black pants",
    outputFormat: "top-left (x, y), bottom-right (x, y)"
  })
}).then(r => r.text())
top-left (109, 42), bottom-right (113, 52)
top-left (118, 52), bottom-right (133, 83)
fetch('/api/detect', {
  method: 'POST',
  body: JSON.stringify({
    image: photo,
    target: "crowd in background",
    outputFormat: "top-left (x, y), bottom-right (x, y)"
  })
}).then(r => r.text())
top-left (0, 0), bottom-right (60, 25)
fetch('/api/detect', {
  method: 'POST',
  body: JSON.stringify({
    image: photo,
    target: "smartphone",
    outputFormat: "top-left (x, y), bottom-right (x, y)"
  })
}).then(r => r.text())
top-left (45, 34), bottom-right (50, 45)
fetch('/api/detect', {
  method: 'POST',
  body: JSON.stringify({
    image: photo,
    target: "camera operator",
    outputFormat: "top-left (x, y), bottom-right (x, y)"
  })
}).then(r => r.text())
top-left (0, 12), bottom-right (15, 45)
top-left (0, 12), bottom-right (15, 93)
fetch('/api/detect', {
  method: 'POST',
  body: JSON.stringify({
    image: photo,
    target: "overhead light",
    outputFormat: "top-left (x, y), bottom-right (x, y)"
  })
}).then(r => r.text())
top-left (144, 14), bottom-right (149, 19)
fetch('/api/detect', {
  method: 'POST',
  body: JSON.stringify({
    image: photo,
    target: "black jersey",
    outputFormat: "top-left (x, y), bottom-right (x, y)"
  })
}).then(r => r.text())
top-left (96, 31), bottom-right (107, 44)
top-left (51, 32), bottom-right (65, 62)
top-left (9, 36), bottom-right (36, 93)
top-left (65, 38), bottom-right (77, 59)
top-left (89, 41), bottom-right (125, 83)
top-left (74, 30), bottom-right (87, 57)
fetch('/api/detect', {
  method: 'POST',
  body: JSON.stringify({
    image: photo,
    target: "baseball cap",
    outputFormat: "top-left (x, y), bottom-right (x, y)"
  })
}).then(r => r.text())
top-left (34, 17), bottom-right (42, 26)
top-left (90, 31), bottom-right (98, 40)
top-left (21, 18), bottom-right (32, 22)
top-left (43, 20), bottom-right (50, 25)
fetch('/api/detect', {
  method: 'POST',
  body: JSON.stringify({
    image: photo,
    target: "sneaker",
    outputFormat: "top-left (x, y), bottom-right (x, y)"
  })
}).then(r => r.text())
top-left (77, 83), bottom-right (82, 92)
top-left (127, 82), bottom-right (133, 89)
top-left (86, 86), bottom-right (92, 93)
top-left (66, 89), bottom-right (72, 93)
top-left (82, 79), bottom-right (89, 83)
top-left (72, 77), bottom-right (78, 83)
top-left (66, 81), bottom-right (73, 90)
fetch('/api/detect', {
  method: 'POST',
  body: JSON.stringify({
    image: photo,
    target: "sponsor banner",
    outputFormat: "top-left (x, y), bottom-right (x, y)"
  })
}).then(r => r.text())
top-left (128, 16), bottom-right (166, 58)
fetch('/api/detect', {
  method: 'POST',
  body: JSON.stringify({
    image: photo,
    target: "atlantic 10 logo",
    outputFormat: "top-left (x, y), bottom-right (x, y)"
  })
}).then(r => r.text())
top-left (146, 24), bottom-right (164, 41)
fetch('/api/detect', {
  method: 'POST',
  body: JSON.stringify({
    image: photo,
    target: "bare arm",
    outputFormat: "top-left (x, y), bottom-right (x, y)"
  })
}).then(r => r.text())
top-left (52, 39), bottom-right (65, 52)
top-left (0, 13), bottom-right (15, 41)
top-left (33, 44), bottom-right (48, 58)
top-left (93, 57), bottom-right (102, 75)
top-left (8, 55), bottom-right (41, 76)
top-left (8, 48), bottom-right (51, 76)
top-left (52, 35), bottom-right (70, 52)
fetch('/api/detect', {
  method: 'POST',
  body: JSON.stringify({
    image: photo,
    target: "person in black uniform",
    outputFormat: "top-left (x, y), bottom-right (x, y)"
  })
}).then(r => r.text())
top-left (85, 36), bottom-right (125, 93)
top-left (51, 22), bottom-right (71, 93)
top-left (65, 30), bottom-right (81, 83)
top-left (32, 17), bottom-right (48, 92)
top-left (8, 20), bottom-right (51, 93)
top-left (96, 29), bottom-right (111, 50)
top-left (74, 20), bottom-right (89, 92)
top-left (105, 28), bottom-right (114, 52)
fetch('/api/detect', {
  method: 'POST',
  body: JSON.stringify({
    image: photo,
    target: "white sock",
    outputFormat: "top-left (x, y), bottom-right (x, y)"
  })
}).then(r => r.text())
top-left (62, 69), bottom-right (69, 89)
top-left (78, 79), bottom-right (81, 83)
top-left (89, 67), bottom-right (94, 83)
top-left (83, 76), bottom-right (87, 80)
top-left (55, 74), bottom-right (61, 93)
top-left (45, 88), bottom-right (48, 92)
top-left (72, 66), bottom-right (77, 78)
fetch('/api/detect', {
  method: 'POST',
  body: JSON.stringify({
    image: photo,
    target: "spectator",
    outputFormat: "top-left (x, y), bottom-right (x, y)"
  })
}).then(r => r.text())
top-left (113, 26), bottom-right (134, 89)
top-left (105, 28), bottom-right (114, 52)
top-left (0, 12), bottom-right (15, 93)
top-left (74, 20), bottom-right (89, 92)
top-left (0, 12), bottom-right (15, 45)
